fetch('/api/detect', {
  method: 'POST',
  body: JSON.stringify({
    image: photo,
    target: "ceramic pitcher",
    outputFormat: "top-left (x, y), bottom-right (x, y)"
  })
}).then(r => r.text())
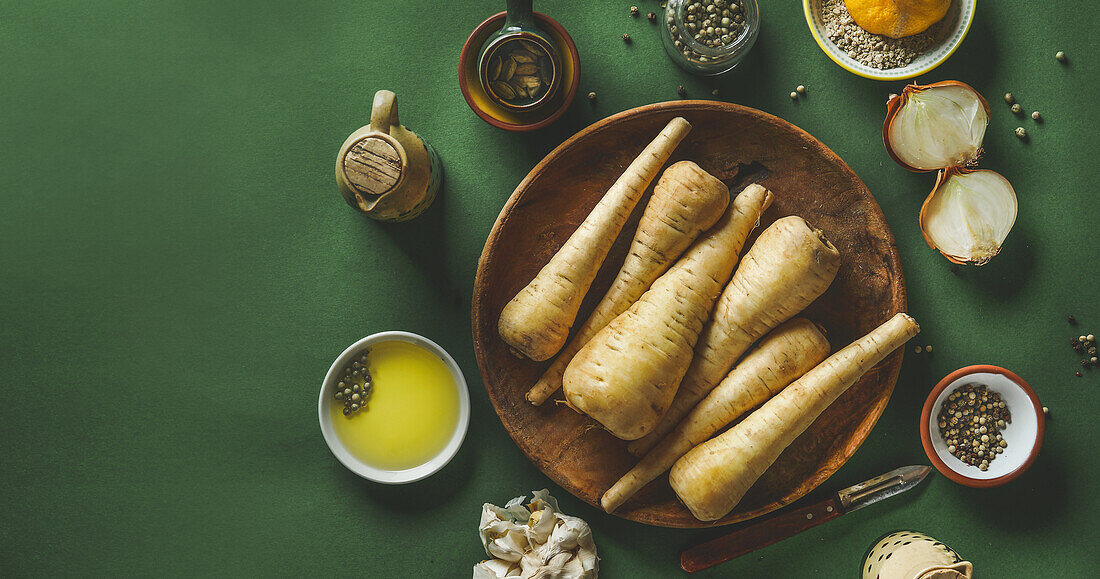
top-left (335, 90), bottom-right (442, 222)
top-left (862, 530), bottom-right (973, 579)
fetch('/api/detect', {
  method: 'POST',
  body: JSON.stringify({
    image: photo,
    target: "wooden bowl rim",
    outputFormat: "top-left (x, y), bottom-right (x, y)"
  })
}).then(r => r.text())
top-left (472, 100), bottom-right (907, 526)
top-left (919, 364), bottom-right (1045, 488)
top-left (458, 11), bottom-right (580, 132)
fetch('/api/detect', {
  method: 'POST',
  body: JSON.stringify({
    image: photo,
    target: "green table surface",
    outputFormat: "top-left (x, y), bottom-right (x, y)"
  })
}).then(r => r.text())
top-left (2, 1), bottom-right (1097, 576)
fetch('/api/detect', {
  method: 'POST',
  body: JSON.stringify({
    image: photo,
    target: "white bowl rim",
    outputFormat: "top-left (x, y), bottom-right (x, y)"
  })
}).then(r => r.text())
top-left (317, 331), bottom-right (471, 484)
top-left (921, 365), bottom-right (1044, 487)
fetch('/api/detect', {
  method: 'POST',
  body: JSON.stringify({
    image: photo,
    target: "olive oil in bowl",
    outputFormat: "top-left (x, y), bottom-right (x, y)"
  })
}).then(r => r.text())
top-left (319, 333), bottom-right (469, 483)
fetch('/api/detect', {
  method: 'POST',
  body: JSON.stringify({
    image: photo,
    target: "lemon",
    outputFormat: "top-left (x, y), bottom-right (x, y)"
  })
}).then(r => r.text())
top-left (844, 0), bottom-right (951, 39)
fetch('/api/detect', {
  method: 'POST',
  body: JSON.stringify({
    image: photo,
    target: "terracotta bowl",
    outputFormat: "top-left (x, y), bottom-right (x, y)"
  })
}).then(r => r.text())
top-left (920, 365), bottom-right (1044, 488)
top-left (459, 12), bottom-right (580, 132)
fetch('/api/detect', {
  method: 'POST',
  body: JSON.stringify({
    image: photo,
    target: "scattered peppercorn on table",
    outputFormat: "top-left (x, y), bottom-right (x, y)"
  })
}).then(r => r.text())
top-left (0, 1), bottom-right (1096, 576)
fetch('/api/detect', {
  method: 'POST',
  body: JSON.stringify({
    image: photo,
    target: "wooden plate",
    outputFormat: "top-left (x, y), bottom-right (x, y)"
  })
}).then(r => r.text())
top-left (471, 101), bottom-right (907, 528)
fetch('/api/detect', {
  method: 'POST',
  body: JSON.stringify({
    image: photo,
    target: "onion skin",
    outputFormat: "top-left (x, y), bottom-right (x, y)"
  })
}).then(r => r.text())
top-left (919, 167), bottom-right (1017, 266)
top-left (920, 168), bottom-right (971, 264)
top-left (883, 81), bottom-right (992, 173)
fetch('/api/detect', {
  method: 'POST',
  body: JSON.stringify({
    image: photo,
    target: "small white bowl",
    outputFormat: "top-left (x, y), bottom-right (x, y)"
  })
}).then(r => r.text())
top-left (317, 331), bottom-right (470, 484)
top-left (920, 365), bottom-right (1044, 487)
top-left (803, 0), bottom-right (976, 81)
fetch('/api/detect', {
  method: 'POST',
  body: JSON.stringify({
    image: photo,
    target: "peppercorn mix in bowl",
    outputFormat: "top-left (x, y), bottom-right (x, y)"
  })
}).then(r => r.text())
top-left (920, 365), bottom-right (1045, 488)
top-left (802, 0), bottom-right (976, 80)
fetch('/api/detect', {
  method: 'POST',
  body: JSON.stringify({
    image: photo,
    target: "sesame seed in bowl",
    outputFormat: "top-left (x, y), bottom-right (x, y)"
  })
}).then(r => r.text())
top-left (803, 0), bottom-right (976, 81)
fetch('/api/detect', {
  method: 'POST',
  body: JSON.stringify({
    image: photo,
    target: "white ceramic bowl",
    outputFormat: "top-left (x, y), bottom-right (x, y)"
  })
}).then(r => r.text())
top-left (803, 0), bottom-right (976, 81)
top-left (920, 365), bottom-right (1044, 487)
top-left (317, 331), bottom-right (470, 484)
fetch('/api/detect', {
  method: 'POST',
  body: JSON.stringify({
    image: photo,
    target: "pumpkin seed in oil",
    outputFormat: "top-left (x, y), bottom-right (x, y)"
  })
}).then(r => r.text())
top-left (538, 58), bottom-right (550, 81)
top-left (491, 81), bottom-right (516, 100)
top-left (512, 51), bottom-right (537, 64)
top-left (488, 56), bottom-right (502, 81)
top-left (486, 38), bottom-right (555, 105)
top-left (520, 40), bottom-right (541, 55)
top-left (517, 75), bottom-right (541, 93)
top-left (502, 57), bottom-right (517, 81)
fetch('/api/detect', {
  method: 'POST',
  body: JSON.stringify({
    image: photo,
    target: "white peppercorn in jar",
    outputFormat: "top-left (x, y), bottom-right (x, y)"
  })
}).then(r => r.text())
top-left (660, 0), bottom-right (760, 75)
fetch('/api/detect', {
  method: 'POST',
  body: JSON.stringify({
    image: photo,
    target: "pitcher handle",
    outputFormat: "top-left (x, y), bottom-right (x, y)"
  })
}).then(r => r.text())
top-left (369, 90), bottom-right (399, 134)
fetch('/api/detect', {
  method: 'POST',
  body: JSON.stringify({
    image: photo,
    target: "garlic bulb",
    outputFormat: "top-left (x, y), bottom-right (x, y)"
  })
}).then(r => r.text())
top-left (473, 490), bottom-right (599, 579)
top-left (919, 168), bottom-right (1017, 265)
top-left (884, 82), bottom-right (990, 172)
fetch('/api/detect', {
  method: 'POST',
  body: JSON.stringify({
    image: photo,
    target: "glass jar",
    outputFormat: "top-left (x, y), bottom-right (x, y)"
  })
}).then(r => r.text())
top-left (660, 0), bottom-right (760, 75)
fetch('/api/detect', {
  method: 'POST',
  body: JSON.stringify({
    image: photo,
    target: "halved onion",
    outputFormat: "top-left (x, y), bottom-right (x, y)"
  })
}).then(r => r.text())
top-left (884, 81), bottom-right (990, 172)
top-left (919, 168), bottom-right (1017, 265)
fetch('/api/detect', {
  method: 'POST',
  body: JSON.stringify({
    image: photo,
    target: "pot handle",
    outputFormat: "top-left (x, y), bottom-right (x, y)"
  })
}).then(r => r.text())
top-left (504, 0), bottom-right (535, 30)
top-left (369, 90), bottom-right (399, 134)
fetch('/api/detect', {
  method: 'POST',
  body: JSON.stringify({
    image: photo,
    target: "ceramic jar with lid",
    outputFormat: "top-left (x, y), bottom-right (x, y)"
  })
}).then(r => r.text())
top-left (336, 90), bottom-right (442, 222)
top-left (862, 530), bottom-right (973, 579)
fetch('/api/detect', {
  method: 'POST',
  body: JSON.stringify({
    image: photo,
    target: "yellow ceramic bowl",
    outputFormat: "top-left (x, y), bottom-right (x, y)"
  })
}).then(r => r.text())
top-left (803, 0), bottom-right (976, 81)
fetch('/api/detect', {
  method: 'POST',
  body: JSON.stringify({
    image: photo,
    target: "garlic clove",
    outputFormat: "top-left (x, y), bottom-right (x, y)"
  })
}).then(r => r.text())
top-left (919, 168), bottom-right (1017, 265)
top-left (476, 490), bottom-right (598, 579)
top-left (884, 81), bottom-right (990, 172)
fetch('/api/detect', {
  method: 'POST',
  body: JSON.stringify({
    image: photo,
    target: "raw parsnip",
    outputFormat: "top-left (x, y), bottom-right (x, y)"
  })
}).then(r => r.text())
top-left (563, 184), bottom-right (773, 440)
top-left (628, 216), bottom-right (841, 456)
top-left (670, 312), bottom-right (920, 522)
top-left (526, 161), bottom-right (730, 405)
top-left (498, 118), bottom-right (692, 361)
top-left (600, 318), bottom-right (829, 513)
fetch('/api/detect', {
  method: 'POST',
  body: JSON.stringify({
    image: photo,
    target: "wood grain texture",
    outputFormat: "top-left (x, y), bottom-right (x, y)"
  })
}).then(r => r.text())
top-left (471, 101), bottom-right (907, 528)
top-left (343, 137), bottom-right (402, 195)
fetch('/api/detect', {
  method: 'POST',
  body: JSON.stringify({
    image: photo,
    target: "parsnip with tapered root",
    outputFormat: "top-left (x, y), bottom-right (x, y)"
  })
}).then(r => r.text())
top-left (525, 161), bottom-right (731, 406)
top-left (670, 312), bottom-right (920, 522)
top-left (563, 184), bottom-right (773, 440)
top-left (628, 216), bottom-right (841, 456)
top-left (600, 318), bottom-right (830, 513)
top-left (498, 118), bottom-right (693, 361)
